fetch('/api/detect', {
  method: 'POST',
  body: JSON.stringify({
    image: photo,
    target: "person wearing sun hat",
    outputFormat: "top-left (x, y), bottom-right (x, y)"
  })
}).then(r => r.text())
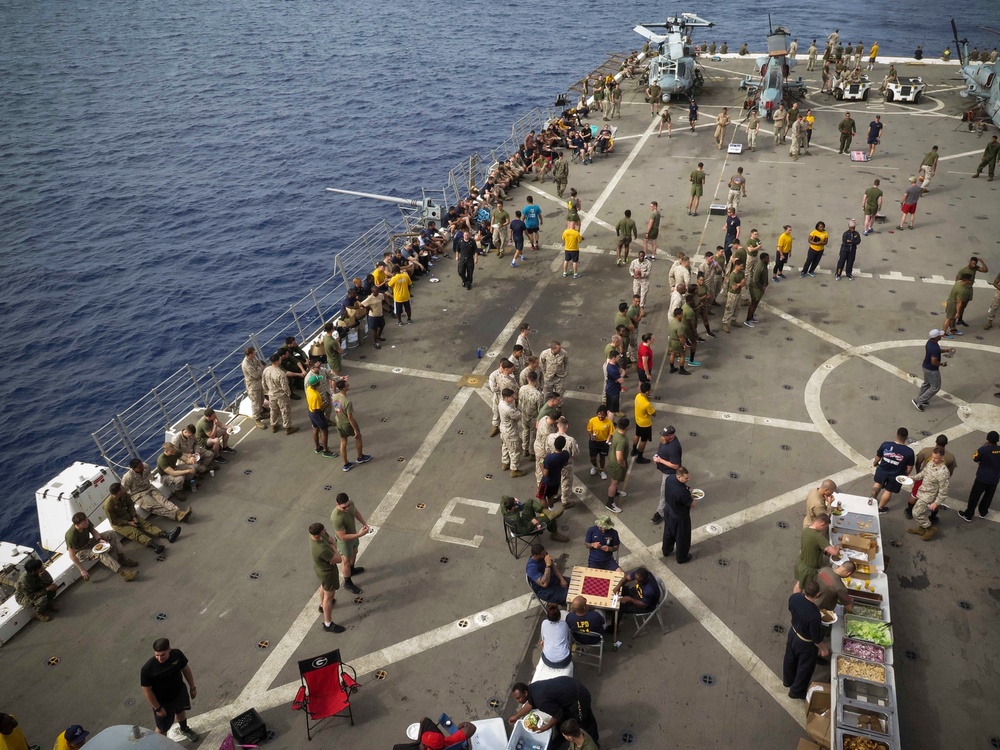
top-left (53, 725), bottom-right (90, 750)
top-left (584, 515), bottom-right (622, 571)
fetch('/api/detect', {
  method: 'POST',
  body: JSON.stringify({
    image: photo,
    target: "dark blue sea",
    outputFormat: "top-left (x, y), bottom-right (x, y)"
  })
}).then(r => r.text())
top-left (0, 0), bottom-right (994, 544)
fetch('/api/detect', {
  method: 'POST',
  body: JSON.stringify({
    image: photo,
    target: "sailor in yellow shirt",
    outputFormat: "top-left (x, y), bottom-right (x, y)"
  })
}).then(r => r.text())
top-left (53, 725), bottom-right (89, 750)
top-left (0, 714), bottom-right (28, 750)
top-left (387, 266), bottom-right (412, 326)
top-left (372, 263), bottom-right (388, 286)
top-left (632, 382), bottom-right (656, 462)
top-left (773, 224), bottom-right (793, 280)
top-left (561, 227), bottom-right (584, 279)
top-left (586, 405), bottom-right (614, 479)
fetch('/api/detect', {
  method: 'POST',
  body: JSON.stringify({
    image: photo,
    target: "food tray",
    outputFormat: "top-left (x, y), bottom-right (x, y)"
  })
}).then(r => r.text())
top-left (831, 512), bottom-right (880, 534)
top-left (836, 655), bottom-right (887, 684)
top-left (838, 703), bottom-right (892, 736)
top-left (839, 674), bottom-right (896, 712)
top-left (850, 603), bottom-right (884, 621)
top-left (836, 726), bottom-right (898, 750)
top-left (844, 614), bottom-right (893, 647)
top-left (842, 638), bottom-right (886, 663)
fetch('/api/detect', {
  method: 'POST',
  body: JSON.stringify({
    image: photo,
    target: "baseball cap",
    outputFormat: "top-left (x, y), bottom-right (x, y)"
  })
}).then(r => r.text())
top-left (661, 425), bottom-right (676, 436)
top-left (306, 374), bottom-right (324, 388)
top-left (928, 329), bottom-right (945, 338)
top-left (65, 726), bottom-right (90, 744)
top-left (421, 732), bottom-right (448, 750)
top-left (848, 219), bottom-right (856, 226)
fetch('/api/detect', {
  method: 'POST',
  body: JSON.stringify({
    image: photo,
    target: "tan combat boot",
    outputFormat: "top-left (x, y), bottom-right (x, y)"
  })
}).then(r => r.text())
top-left (922, 526), bottom-right (938, 541)
top-left (488, 426), bottom-right (500, 438)
top-left (511, 470), bottom-right (528, 478)
top-left (120, 569), bottom-right (139, 582)
top-left (286, 426), bottom-right (299, 436)
top-left (118, 554), bottom-right (139, 568)
top-left (177, 508), bottom-right (192, 523)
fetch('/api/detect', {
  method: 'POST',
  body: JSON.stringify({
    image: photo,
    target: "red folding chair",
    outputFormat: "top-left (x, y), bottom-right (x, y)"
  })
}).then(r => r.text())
top-left (291, 649), bottom-right (360, 740)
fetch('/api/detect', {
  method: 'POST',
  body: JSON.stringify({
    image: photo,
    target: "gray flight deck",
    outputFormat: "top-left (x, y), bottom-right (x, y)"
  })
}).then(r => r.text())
top-left (2, 57), bottom-right (999, 750)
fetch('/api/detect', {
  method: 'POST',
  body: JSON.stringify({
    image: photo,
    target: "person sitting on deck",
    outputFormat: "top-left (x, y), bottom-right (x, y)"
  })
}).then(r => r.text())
top-left (196, 407), bottom-right (236, 460)
top-left (104, 482), bottom-right (180, 555)
top-left (14, 558), bottom-right (59, 622)
top-left (612, 566), bottom-right (659, 614)
top-left (122, 458), bottom-right (190, 521)
top-left (526, 543), bottom-right (570, 604)
top-left (503, 495), bottom-right (568, 543)
top-left (157, 442), bottom-right (200, 496)
top-left (65, 511), bottom-right (139, 582)
top-left (171, 424), bottom-right (217, 470)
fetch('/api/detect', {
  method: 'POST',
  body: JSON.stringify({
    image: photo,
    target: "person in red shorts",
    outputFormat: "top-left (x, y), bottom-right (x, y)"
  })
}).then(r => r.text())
top-left (897, 176), bottom-right (922, 230)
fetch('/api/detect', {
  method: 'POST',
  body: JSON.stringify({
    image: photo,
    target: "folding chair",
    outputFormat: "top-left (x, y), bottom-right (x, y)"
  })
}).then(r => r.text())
top-left (630, 576), bottom-right (670, 638)
top-left (570, 630), bottom-right (605, 675)
top-left (504, 515), bottom-right (543, 559)
top-left (292, 649), bottom-right (360, 740)
top-left (523, 572), bottom-right (548, 617)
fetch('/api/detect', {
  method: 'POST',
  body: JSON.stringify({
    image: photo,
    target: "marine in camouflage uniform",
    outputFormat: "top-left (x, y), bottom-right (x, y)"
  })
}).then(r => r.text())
top-left (534, 412), bottom-right (560, 483)
top-left (171, 427), bottom-right (213, 474)
top-left (241, 347), bottom-right (266, 428)
top-left (517, 376), bottom-right (544, 458)
top-left (14, 560), bottom-right (59, 620)
top-left (539, 344), bottom-right (569, 397)
top-left (104, 485), bottom-right (168, 549)
top-left (262, 354), bottom-right (294, 432)
top-left (487, 360), bottom-right (519, 436)
top-left (498, 391), bottom-right (526, 476)
top-left (546, 419), bottom-right (580, 508)
top-left (122, 460), bottom-right (188, 521)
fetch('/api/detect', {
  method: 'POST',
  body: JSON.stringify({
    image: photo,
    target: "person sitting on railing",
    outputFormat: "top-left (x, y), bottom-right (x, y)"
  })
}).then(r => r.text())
top-left (530, 151), bottom-right (552, 182)
top-left (196, 407), bottom-right (237, 460)
top-left (419, 221), bottom-right (447, 258)
top-left (446, 205), bottom-right (473, 236)
top-left (403, 237), bottom-right (431, 272)
top-left (284, 336), bottom-right (310, 372)
top-left (392, 246), bottom-right (424, 278)
top-left (278, 346), bottom-right (307, 397)
top-left (171, 425), bottom-right (217, 469)
top-left (122, 458), bottom-right (191, 521)
top-left (372, 253), bottom-right (392, 287)
top-left (158, 442), bottom-right (203, 496)
top-left (65, 510), bottom-right (140, 582)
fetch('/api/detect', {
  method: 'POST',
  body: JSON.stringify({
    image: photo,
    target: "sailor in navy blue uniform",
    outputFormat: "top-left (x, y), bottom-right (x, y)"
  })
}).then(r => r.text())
top-left (782, 580), bottom-right (828, 699)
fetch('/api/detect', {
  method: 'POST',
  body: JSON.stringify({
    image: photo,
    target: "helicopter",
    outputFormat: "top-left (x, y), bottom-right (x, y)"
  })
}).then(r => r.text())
top-left (738, 21), bottom-right (807, 119)
top-left (951, 19), bottom-right (999, 129)
top-left (634, 13), bottom-right (714, 101)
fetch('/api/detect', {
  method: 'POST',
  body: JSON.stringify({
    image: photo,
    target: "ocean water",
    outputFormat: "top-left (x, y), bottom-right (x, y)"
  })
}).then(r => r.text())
top-left (0, 0), bottom-right (994, 545)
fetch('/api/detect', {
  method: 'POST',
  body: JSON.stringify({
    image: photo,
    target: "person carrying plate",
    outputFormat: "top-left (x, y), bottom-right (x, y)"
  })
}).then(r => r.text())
top-left (65, 511), bottom-right (139, 583)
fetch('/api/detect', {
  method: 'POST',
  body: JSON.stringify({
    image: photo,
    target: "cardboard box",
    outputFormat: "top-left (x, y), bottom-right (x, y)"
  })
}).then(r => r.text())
top-left (796, 740), bottom-right (823, 750)
top-left (805, 682), bottom-right (832, 749)
top-left (839, 534), bottom-right (877, 561)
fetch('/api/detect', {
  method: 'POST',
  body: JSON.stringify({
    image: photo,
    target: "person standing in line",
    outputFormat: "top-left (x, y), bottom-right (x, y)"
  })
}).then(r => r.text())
top-left (629, 249), bottom-right (652, 308)
top-left (746, 252), bottom-right (769, 326)
top-left (918, 146), bottom-right (939, 193)
top-left (773, 225), bottom-right (792, 281)
top-left (329, 492), bottom-right (369, 595)
top-left (651, 426), bottom-right (682, 524)
top-left (694, 274), bottom-right (716, 337)
top-left (552, 152), bottom-right (569, 198)
top-left (587, 404), bottom-right (614, 480)
top-left (330, 379), bottom-right (372, 472)
top-left (800, 221), bottom-right (828, 277)
top-left (636, 332), bottom-right (654, 385)
top-left (789, 115), bottom-right (805, 160)
top-left (773, 104), bottom-right (788, 144)
top-left (387, 264), bottom-right (413, 326)
top-left (455, 229), bottom-right (479, 289)
top-left (657, 105), bottom-right (672, 138)
top-left (499, 388), bottom-right (529, 478)
top-left (714, 107), bottom-right (731, 149)
top-left (782, 581), bottom-right (829, 700)
top-left (907, 434), bottom-right (958, 520)
top-left (603, 349), bottom-right (625, 416)
top-left (837, 112), bottom-right (856, 155)
top-left (241, 346), bottom-right (267, 429)
top-left (534, 410), bottom-right (560, 484)
top-left (539, 341), bottom-right (569, 396)
top-left (631, 381), bottom-right (655, 463)
top-left (726, 167), bottom-right (747, 211)
top-left (306, 374), bottom-right (335, 458)
top-left (516, 322), bottom-right (533, 359)
top-left (866, 114), bottom-right (883, 160)
top-left (644, 201), bottom-right (661, 259)
top-left (971, 135), bottom-right (999, 181)
top-left (897, 176), bottom-right (923, 230)
top-left (721, 257), bottom-right (746, 334)
top-left (958, 431), bottom-right (1000, 522)
top-left (604, 417), bottom-right (630, 513)
top-left (723, 206), bottom-right (741, 260)
top-left (794, 514), bottom-right (841, 590)
top-left (955, 257), bottom-right (989, 327)
top-left (906, 448), bottom-right (949, 541)
top-left (308, 522), bottom-right (347, 633)
top-left (687, 163), bottom-right (706, 217)
top-left (744, 110), bottom-right (760, 151)
top-left (807, 40), bottom-right (818, 70)
top-left (835, 220), bottom-right (862, 280)
top-left (615, 209), bottom-right (638, 266)
top-left (681, 293), bottom-right (702, 366)
top-left (546, 416), bottom-right (579, 509)
top-left (803, 480), bottom-right (838, 527)
top-left (667, 307), bottom-right (692, 373)
top-left (140, 638), bottom-right (200, 742)
top-left (565, 188), bottom-right (582, 231)
top-left (861, 179), bottom-right (883, 236)
top-left (561, 223), bottom-right (583, 279)
top-left (660, 465), bottom-right (695, 563)
top-left (263, 352), bottom-right (296, 435)
top-left (870, 427), bottom-right (916, 512)
top-left (518, 370), bottom-right (544, 457)
top-left (487, 359), bottom-right (518, 438)
top-left (522, 195), bottom-right (543, 251)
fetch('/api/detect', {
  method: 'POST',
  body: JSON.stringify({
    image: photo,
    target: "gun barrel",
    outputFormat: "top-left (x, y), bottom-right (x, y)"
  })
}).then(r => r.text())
top-left (325, 187), bottom-right (423, 208)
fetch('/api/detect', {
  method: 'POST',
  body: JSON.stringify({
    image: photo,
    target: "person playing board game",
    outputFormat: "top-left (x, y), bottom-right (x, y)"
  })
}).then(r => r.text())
top-left (612, 566), bottom-right (660, 615)
top-left (565, 596), bottom-right (606, 641)
top-left (526, 543), bottom-right (570, 604)
top-left (583, 515), bottom-right (622, 571)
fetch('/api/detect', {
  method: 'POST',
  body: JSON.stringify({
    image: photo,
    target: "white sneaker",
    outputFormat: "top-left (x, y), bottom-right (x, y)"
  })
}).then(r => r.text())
top-left (606, 502), bottom-right (623, 514)
top-left (600, 471), bottom-right (608, 480)
top-left (616, 491), bottom-right (628, 498)
top-left (590, 466), bottom-right (598, 476)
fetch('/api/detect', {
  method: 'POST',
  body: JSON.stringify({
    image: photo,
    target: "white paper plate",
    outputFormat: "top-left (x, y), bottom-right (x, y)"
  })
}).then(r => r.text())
top-left (406, 723), bottom-right (420, 740)
top-left (228, 425), bottom-right (242, 435)
top-left (691, 489), bottom-right (705, 501)
top-left (92, 542), bottom-right (111, 555)
top-left (820, 609), bottom-right (838, 625)
top-left (896, 475), bottom-right (914, 487)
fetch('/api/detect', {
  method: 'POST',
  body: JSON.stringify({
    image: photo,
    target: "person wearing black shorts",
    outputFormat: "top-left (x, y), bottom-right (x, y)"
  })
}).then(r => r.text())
top-left (140, 638), bottom-right (199, 742)
top-left (869, 427), bottom-right (915, 513)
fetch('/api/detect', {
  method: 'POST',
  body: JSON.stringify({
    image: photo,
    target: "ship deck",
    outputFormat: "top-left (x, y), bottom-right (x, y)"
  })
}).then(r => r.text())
top-left (3, 58), bottom-right (1000, 750)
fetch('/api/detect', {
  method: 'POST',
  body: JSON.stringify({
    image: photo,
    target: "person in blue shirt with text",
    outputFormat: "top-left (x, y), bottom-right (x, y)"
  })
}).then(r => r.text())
top-left (871, 427), bottom-right (916, 513)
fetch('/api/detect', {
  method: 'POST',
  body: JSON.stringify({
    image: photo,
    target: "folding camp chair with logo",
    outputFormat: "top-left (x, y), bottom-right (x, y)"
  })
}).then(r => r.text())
top-left (503, 514), bottom-right (543, 559)
top-left (292, 649), bottom-right (360, 740)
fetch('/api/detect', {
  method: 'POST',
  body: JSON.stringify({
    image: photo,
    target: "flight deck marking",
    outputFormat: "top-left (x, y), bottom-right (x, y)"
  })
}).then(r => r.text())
top-left (429, 497), bottom-right (500, 548)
